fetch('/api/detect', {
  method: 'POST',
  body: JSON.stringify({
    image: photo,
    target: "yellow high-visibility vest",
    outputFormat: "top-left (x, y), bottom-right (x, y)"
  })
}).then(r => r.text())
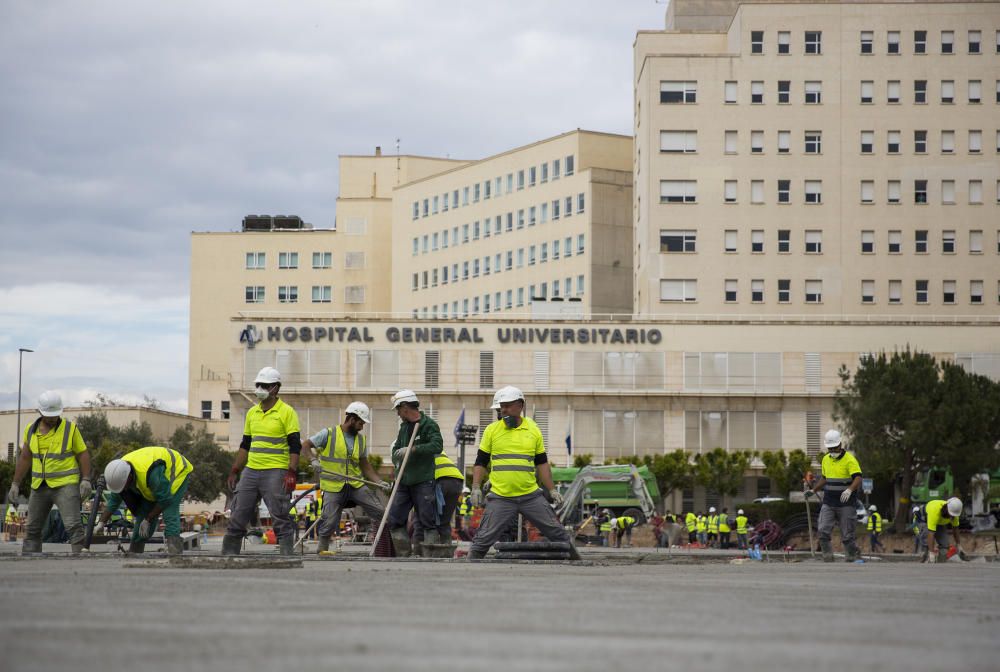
top-left (26, 419), bottom-right (86, 490)
top-left (867, 512), bottom-right (883, 533)
top-left (434, 454), bottom-right (464, 481)
top-left (122, 447), bottom-right (194, 502)
top-left (244, 399), bottom-right (299, 470)
top-left (318, 426), bottom-right (365, 492)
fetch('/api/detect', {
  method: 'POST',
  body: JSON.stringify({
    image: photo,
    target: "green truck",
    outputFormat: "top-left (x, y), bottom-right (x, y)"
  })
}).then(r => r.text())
top-left (551, 465), bottom-right (661, 525)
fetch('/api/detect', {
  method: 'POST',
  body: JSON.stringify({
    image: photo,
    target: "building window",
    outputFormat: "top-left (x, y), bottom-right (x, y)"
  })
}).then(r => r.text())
top-left (805, 81), bottom-right (822, 104)
top-left (751, 180), bottom-right (764, 204)
top-left (887, 31), bottom-right (900, 54)
top-left (970, 280), bottom-right (984, 304)
top-left (412, 201), bottom-right (419, 220)
top-left (969, 180), bottom-right (983, 204)
top-left (564, 237), bottom-right (572, 257)
top-left (777, 31), bottom-right (790, 54)
top-left (660, 279), bottom-right (697, 302)
top-left (577, 193), bottom-right (585, 213)
top-left (969, 130), bottom-right (982, 153)
top-left (221, 401), bottom-right (230, 420)
top-left (914, 130), bottom-right (927, 153)
top-left (660, 81), bottom-right (697, 104)
top-left (725, 230), bottom-right (738, 253)
top-left (751, 279), bottom-right (764, 302)
top-left (661, 130), bottom-right (698, 153)
top-left (860, 130), bottom-right (874, 153)
top-left (777, 130), bottom-right (790, 154)
top-left (311, 285), bottom-right (332, 303)
top-left (576, 275), bottom-right (585, 295)
top-left (941, 30), bottom-right (954, 54)
top-left (861, 180), bottom-right (874, 204)
top-left (278, 286), bottom-right (298, 303)
top-left (660, 180), bottom-right (697, 203)
top-left (915, 180), bottom-right (928, 203)
top-left (804, 180), bottom-right (822, 204)
top-left (724, 180), bottom-right (738, 203)
top-left (805, 31), bottom-right (822, 54)
top-left (805, 230), bottom-right (822, 253)
top-left (914, 30), bottom-right (927, 54)
top-left (887, 80), bottom-right (900, 103)
top-left (970, 230), bottom-right (983, 254)
top-left (777, 230), bottom-right (790, 253)
top-left (889, 279), bottom-right (902, 304)
top-left (751, 230), bottom-right (764, 252)
top-left (943, 280), bottom-right (957, 304)
top-left (312, 251), bottom-right (332, 269)
top-left (725, 130), bottom-right (738, 154)
top-left (245, 286), bottom-right (264, 303)
top-left (552, 159), bottom-right (561, 180)
top-left (941, 80), bottom-right (954, 104)
top-left (805, 131), bottom-right (821, 154)
top-left (245, 252), bottom-right (265, 269)
top-left (725, 81), bottom-right (738, 103)
top-left (577, 234), bottom-right (585, 254)
top-left (751, 81), bottom-right (764, 104)
top-left (888, 230), bottom-right (902, 253)
top-left (888, 180), bottom-right (901, 204)
top-left (201, 401), bottom-right (212, 420)
top-left (751, 30), bottom-right (764, 53)
top-left (751, 131), bottom-right (764, 154)
top-left (860, 30), bottom-right (873, 54)
top-left (660, 230), bottom-right (697, 253)
top-left (887, 130), bottom-right (900, 153)
top-left (861, 230), bottom-right (875, 253)
top-left (942, 180), bottom-right (956, 204)
top-left (915, 230), bottom-right (928, 253)
top-left (805, 280), bottom-right (823, 303)
top-left (914, 80), bottom-right (927, 103)
top-left (777, 179), bottom-right (790, 203)
top-left (860, 81), bottom-right (874, 104)
top-left (528, 167), bottom-right (536, 187)
top-left (942, 230), bottom-right (956, 253)
top-left (778, 279), bottom-right (791, 303)
top-left (725, 279), bottom-right (738, 302)
top-left (862, 280), bottom-right (875, 304)
top-left (777, 80), bottom-right (790, 104)
top-left (968, 80), bottom-right (981, 104)
top-left (916, 280), bottom-right (929, 304)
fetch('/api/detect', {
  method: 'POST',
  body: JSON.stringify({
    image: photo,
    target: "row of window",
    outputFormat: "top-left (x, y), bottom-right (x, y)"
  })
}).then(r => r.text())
top-left (200, 400), bottom-right (230, 421)
top-left (661, 278), bottom-right (995, 305)
top-left (666, 79), bottom-right (999, 106)
top-left (411, 236), bottom-right (587, 291)
top-left (664, 128), bottom-right (997, 156)
top-left (411, 156), bottom-right (576, 220)
top-left (662, 229), bottom-right (997, 256)
top-left (244, 285), bottom-right (366, 304)
top-left (411, 194), bottom-right (586, 255)
top-left (660, 179), bottom-right (999, 205)
top-left (413, 277), bottom-right (587, 318)
top-left (245, 251), bottom-right (352, 270)
top-left (747, 29), bottom-right (997, 56)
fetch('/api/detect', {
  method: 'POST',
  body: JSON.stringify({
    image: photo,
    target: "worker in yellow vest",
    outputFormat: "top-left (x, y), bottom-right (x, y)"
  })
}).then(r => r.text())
top-left (923, 498), bottom-right (965, 563)
top-left (305, 500), bottom-right (319, 540)
top-left (223, 367), bottom-right (302, 556)
top-left (412, 453), bottom-right (464, 555)
top-left (95, 447), bottom-right (194, 555)
top-left (707, 506), bottom-right (719, 548)
top-left (685, 511), bottom-right (697, 544)
top-left (468, 386), bottom-right (580, 560)
top-left (735, 509), bottom-right (749, 550)
top-left (301, 401), bottom-right (390, 554)
top-left (866, 505), bottom-right (884, 553)
top-left (696, 511), bottom-right (707, 546)
top-left (613, 515), bottom-right (637, 548)
top-left (805, 429), bottom-right (863, 562)
top-left (7, 391), bottom-right (92, 554)
top-left (718, 507), bottom-right (732, 549)
top-left (4, 502), bottom-right (18, 536)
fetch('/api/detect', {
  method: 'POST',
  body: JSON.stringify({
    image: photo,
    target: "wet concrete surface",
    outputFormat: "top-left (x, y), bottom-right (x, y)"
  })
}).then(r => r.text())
top-left (0, 543), bottom-right (997, 672)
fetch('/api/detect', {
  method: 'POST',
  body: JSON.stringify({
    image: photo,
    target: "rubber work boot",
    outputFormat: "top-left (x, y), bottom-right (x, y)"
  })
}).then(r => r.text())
top-left (317, 536), bottom-right (331, 554)
top-left (221, 534), bottom-right (242, 556)
top-left (128, 541), bottom-right (146, 554)
top-left (71, 543), bottom-right (85, 555)
top-left (421, 530), bottom-right (440, 557)
top-left (467, 547), bottom-right (487, 561)
top-left (844, 542), bottom-right (860, 563)
top-left (390, 528), bottom-right (412, 557)
top-left (278, 535), bottom-right (295, 556)
top-left (165, 536), bottom-right (184, 556)
top-left (21, 539), bottom-right (42, 555)
top-left (819, 540), bottom-right (835, 562)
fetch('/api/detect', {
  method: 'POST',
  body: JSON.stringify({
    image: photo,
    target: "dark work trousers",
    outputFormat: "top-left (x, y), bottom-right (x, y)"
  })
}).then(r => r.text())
top-left (389, 480), bottom-right (436, 534)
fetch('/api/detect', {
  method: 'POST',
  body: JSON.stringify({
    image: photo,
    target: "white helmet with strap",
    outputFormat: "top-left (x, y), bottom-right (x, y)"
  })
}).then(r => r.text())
top-left (345, 401), bottom-right (371, 424)
top-left (391, 389), bottom-right (419, 409)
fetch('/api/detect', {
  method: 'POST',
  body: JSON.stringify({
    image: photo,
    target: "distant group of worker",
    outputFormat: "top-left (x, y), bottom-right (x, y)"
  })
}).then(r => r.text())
top-left (680, 507), bottom-right (752, 549)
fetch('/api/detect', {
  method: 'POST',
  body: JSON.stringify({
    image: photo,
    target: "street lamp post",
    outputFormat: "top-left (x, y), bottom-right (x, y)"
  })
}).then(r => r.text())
top-left (15, 348), bottom-right (34, 464)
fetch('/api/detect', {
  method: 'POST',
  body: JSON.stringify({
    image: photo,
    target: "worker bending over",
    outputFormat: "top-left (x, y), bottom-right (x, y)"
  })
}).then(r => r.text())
top-left (97, 447), bottom-right (194, 555)
top-left (923, 497), bottom-right (964, 563)
top-left (468, 386), bottom-right (580, 560)
top-left (806, 429), bottom-right (863, 562)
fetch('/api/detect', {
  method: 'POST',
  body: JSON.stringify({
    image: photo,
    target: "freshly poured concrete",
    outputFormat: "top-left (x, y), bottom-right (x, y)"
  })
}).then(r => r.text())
top-left (0, 547), bottom-right (996, 672)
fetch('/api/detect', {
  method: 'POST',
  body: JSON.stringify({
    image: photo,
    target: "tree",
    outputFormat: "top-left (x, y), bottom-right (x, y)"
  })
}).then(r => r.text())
top-left (612, 455), bottom-right (642, 466)
top-left (760, 449), bottom-right (813, 498)
top-left (74, 411), bottom-right (155, 479)
top-left (933, 362), bottom-right (1000, 489)
top-left (693, 448), bottom-right (754, 507)
top-left (168, 424), bottom-right (230, 504)
top-left (647, 450), bottom-right (695, 508)
top-left (572, 454), bottom-right (594, 468)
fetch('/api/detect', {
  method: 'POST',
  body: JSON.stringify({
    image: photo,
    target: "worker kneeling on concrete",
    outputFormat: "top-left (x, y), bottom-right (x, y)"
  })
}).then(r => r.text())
top-left (302, 402), bottom-right (390, 554)
top-left (467, 386), bottom-right (580, 560)
top-left (922, 497), bottom-right (965, 563)
top-left (97, 447), bottom-right (194, 555)
top-left (806, 429), bottom-right (863, 562)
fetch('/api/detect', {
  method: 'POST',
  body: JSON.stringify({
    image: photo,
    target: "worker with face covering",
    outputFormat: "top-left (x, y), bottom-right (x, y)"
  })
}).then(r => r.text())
top-left (806, 429), bottom-right (863, 562)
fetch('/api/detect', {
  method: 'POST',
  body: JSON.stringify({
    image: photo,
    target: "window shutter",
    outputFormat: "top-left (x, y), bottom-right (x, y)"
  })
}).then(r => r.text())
top-left (424, 351), bottom-right (440, 389)
top-left (479, 351), bottom-right (494, 389)
top-left (534, 352), bottom-right (550, 390)
top-left (804, 353), bottom-right (822, 392)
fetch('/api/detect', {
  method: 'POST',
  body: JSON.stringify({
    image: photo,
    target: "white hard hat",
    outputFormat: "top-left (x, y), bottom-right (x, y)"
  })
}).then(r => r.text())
top-left (490, 390), bottom-right (502, 410)
top-left (391, 389), bottom-right (419, 409)
top-left (495, 386), bottom-right (524, 405)
top-left (104, 459), bottom-right (133, 493)
top-left (462, 486), bottom-right (471, 494)
top-left (254, 367), bottom-right (281, 385)
top-left (37, 391), bottom-right (63, 417)
top-left (709, 506), bottom-right (716, 513)
top-left (737, 509), bottom-right (744, 515)
top-left (345, 401), bottom-right (371, 424)
top-left (823, 429), bottom-right (842, 449)
top-left (868, 505), bottom-right (877, 512)
top-left (946, 497), bottom-right (963, 517)
top-left (912, 506), bottom-right (921, 513)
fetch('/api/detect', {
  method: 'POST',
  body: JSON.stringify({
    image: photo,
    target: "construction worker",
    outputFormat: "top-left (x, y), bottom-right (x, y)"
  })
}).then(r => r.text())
top-left (4, 502), bottom-right (18, 538)
top-left (911, 505), bottom-right (926, 554)
top-left (413, 453), bottom-right (464, 554)
top-left (613, 515), bottom-right (637, 548)
top-left (95, 446), bottom-right (194, 555)
top-left (719, 507), bottom-right (732, 549)
top-left (223, 367), bottom-right (301, 556)
top-left (867, 505), bottom-right (885, 553)
top-left (805, 429), bottom-right (863, 562)
top-left (7, 391), bottom-right (92, 554)
top-left (923, 497), bottom-right (964, 563)
top-left (696, 511), bottom-right (708, 546)
top-left (599, 513), bottom-right (612, 547)
top-left (685, 510), bottom-right (697, 544)
top-left (305, 500), bottom-right (319, 540)
top-left (388, 390), bottom-right (443, 557)
top-left (456, 486), bottom-right (471, 534)
top-left (707, 506), bottom-right (719, 547)
top-left (735, 509), bottom-right (749, 550)
top-left (468, 386), bottom-right (580, 560)
top-left (302, 402), bottom-right (389, 554)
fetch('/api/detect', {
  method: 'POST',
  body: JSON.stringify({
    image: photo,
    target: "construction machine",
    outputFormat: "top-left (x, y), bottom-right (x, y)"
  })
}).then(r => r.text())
top-left (554, 465), bottom-right (658, 529)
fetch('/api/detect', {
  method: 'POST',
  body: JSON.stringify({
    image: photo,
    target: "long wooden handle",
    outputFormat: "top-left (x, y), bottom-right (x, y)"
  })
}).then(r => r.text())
top-left (368, 424), bottom-right (418, 557)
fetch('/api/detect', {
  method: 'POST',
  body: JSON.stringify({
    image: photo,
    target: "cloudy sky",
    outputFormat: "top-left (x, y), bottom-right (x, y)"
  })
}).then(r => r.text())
top-left (0, 1), bottom-right (664, 414)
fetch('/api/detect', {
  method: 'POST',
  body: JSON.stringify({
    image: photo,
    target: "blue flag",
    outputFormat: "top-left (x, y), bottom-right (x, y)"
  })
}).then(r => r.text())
top-left (565, 413), bottom-right (572, 456)
top-left (454, 407), bottom-right (466, 447)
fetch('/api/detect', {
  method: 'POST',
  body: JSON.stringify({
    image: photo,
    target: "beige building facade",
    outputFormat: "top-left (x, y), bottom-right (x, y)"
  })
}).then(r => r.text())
top-left (634, 0), bottom-right (1000, 316)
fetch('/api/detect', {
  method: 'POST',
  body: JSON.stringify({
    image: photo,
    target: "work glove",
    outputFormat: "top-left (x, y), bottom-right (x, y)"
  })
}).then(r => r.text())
top-left (227, 466), bottom-right (240, 492)
top-left (470, 486), bottom-right (483, 508)
top-left (79, 478), bottom-right (93, 500)
top-left (376, 481), bottom-right (392, 492)
top-left (138, 519), bottom-right (153, 540)
top-left (804, 490), bottom-right (817, 499)
top-left (549, 489), bottom-right (564, 506)
top-left (92, 520), bottom-right (106, 535)
top-left (839, 489), bottom-right (853, 504)
top-left (283, 469), bottom-right (297, 494)
top-left (7, 483), bottom-right (19, 504)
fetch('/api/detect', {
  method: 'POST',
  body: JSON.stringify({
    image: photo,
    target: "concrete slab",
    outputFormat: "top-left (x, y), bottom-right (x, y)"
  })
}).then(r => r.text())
top-left (0, 547), bottom-right (997, 672)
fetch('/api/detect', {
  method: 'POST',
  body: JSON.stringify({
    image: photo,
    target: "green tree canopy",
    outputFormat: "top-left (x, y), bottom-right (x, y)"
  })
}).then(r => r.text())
top-left (646, 450), bottom-right (695, 507)
top-left (760, 449), bottom-right (813, 498)
top-left (693, 448), bottom-right (754, 505)
top-left (572, 454), bottom-right (594, 468)
top-left (168, 423), bottom-right (230, 504)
